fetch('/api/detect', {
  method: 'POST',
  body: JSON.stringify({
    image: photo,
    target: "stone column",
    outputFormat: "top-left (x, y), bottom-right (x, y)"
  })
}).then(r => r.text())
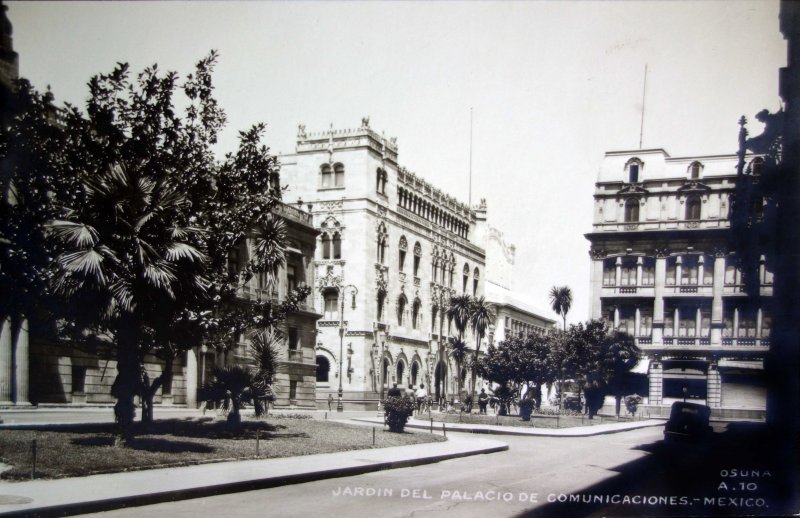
top-left (653, 254), bottom-right (666, 344)
top-left (707, 362), bottom-right (721, 408)
top-left (733, 307), bottom-right (739, 344)
top-left (615, 257), bottom-right (622, 286)
top-left (674, 307), bottom-right (680, 337)
top-left (0, 318), bottom-right (13, 405)
top-left (613, 306), bottom-right (620, 329)
top-left (590, 256), bottom-right (604, 320)
top-left (185, 347), bottom-right (198, 408)
top-left (14, 319), bottom-right (30, 405)
top-left (648, 361), bottom-right (663, 406)
top-left (711, 253), bottom-right (726, 345)
top-left (636, 257), bottom-right (643, 286)
top-left (695, 307), bottom-right (702, 340)
top-left (635, 307), bottom-right (641, 338)
top-left (675, 256), bottom-right (683, 287)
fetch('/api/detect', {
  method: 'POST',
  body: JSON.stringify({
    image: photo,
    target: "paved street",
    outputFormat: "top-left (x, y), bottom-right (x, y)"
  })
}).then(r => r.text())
top-left (77, 427), bottom-right (666, 518)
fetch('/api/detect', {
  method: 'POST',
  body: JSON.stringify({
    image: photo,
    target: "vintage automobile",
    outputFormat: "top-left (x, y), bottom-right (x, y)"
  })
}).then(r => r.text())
top-left (663, 401), bottom-right (713, 441)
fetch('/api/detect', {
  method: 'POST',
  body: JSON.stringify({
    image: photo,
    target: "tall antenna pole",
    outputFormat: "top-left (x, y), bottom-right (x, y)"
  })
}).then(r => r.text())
top-left (639, 64), bottom-right (648, 149)
top-left (469, 107), bottom-right (473, 207)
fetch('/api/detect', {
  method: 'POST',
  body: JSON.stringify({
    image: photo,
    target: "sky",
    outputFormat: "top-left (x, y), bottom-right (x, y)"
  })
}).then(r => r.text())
top-left (7, 1), bottom-right (786, 324)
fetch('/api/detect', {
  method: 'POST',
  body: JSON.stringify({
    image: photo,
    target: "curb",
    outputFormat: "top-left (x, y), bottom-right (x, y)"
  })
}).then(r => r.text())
top-left (352, 418), bottom-right (664, 437)
top-left (0, 438), bottom-right (508, 518)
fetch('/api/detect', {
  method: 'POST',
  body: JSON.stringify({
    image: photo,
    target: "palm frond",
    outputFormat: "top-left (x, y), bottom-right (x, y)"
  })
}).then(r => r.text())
top-left (59, 249), bottom-right (107, 284)
top-left (48, 221), bottom-right (99, 248)
top-left (165, 242), bottom-right (206, 264)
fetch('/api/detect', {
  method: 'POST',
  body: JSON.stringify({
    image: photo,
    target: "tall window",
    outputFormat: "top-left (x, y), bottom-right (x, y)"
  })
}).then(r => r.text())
top-left (473, 268), bottom-right (480, 295)
top-left (377, 289), bottom-right (386, 321)
top-left (332, 233), bottom-right (341, 259)
top-left (462, 264), bottom-right (469, 292)
top-left (624, 199), bottom-right (640, 223)
top-left (321, 164), bottom-right (333, 188)
top-left (376, 168), bottom-right (387, 194)
top-left (449, 262), bottom-right (455, 287)
top-left (642, 257), bottom-right (655, 286)
top-left (702, 255), bottom-right (714, 285)
top-left (666, 257), bottom-right (677, 286)
top-left (689, 161), bottom-right (702, 179)
top-left (287, 264), bottom-right (297, 292)
top-left (620, 259), bottom-right (636, 286)
top-left (413, 242), bottom-right (421, 277)
top-left (685, 196), bottom-right (701, 220)
top-left (431, 306), bottom-right (439, 333)
top-left (396, 362), bottom-right (405, 385)
top-left (397, 295), bottom-right (407, 326)
top-left (411, 362), bottom-right (419, 386)
top-left (602, 259), bottom-right (616, 286)
top-left (399, 236), bottom-right (407, 271)
top-left (321, 234), bottom-right (331, 259)
top-left (334, 162), bottom-right (345, 187)
top-left (628, 162), bottom-right (640, 183)
top-left (751, 157), bottom-right (763, 178)
top-left (678, 306), bottom-right (696, 337)
top-left (377, 236), bottom-right (386, 264)
top-left (323, 289), bottom-right (339, 320)
top-left (288, 327), bottom-right (299, 351)
top-left (681, 256), bottom-right (699, 285)
top-left (412, 298), bottom-right (421, 329)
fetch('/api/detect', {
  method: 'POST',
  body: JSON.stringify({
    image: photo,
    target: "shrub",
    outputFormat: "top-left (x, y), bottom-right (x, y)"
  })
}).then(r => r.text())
top-left (383, 396), bottom-right (416, 432)
top-left (624, 394), bottom-right (642, 416)
top-left (519, 399), bottom-right (535, 421)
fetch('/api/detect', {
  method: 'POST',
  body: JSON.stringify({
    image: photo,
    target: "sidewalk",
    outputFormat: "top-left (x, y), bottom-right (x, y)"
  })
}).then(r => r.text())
top-left (353, 416), bottom-right (664, 437)
top-left (0, 431), bottom-right (507, 517)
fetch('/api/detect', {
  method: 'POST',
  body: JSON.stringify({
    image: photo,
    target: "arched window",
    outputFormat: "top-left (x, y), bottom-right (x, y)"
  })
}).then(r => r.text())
top-left (689, 161), bottom-right (702, 179)
top-left (399, 236), bottom-right (407, 271)
top-left (431, 306), bottom-right (439, 333)
top-left (323, 288), bottom-right (339, 320)
top-left (624, 199), bottom-right (640, 222)
top-left (411, 362), bottom-right (419, 386)
top-left (685, 196), bottom-right (701, 220)
top-left (334, 162), bottom-right (345, 187)
top-left (321, 163), bottom-right (333, 188)
top-left (316, 356), bottom-right (330, 383)
top-left (463, 264), bottom-right (470, 292)
top-left (412, 298), bottom-right (421, 329)
top-left (472, 267), bottom-right (480, 296)
top-left (626, 159), bottom-right (642, 183)
top-left (397, 294), bottom-right (407, 326)
top-left (332, 232), bottom-right (341, 259)
top-left (376, 168), bottom-right (387, 194)
top-left (321, 234), bottom-right (331, 259)
top-left (396, 362), bottom-right (405, 385)
top-left (413, 242), bottom-right (421, 277)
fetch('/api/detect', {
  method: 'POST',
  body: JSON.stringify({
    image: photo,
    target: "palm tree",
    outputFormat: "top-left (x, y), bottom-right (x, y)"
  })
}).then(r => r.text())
top-left (446, 295), bottom-right (472, 400)
top-left (447, 336), bottom-right (469, 399)
top-left (468, 296), bottom-right (495, 406)
top-left (446, 294), bottom-right (471, 339)
top-left (200, 364), bottom-right (255, 426)
top-left (247, 328), bottom-right (283, 416)
top-left (549, 286), bottom-right (573, 331)
top-left (50, 162), bottom-right (207, 442)
top-left (548, 285), bottom-right (573, 409)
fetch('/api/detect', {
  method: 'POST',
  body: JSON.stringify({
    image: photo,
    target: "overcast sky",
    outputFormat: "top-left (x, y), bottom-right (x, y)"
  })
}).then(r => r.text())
top-left (8, 1), bottom-right (786, 324)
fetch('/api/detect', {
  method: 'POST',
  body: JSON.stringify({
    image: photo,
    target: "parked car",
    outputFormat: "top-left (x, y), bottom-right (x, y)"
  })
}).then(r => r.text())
top-left (663, 401), bottom-right (713, 441)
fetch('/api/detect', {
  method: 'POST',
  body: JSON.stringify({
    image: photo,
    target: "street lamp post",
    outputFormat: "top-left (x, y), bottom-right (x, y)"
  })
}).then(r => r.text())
top-left (337, 285), bottom-right (358, 412)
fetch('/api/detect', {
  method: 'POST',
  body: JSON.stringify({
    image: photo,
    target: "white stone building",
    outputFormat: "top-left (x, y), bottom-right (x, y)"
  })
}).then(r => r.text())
top-left (280, 120), bottom-right (490, 408)
top-left (586, 148), bottom-right (770, 418)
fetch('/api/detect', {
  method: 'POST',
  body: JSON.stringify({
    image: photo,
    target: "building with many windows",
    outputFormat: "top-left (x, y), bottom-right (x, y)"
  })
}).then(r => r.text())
top-left (586, 148), bottom-right (770, 418)
top-left (281, 119), bottom-right (490, 408)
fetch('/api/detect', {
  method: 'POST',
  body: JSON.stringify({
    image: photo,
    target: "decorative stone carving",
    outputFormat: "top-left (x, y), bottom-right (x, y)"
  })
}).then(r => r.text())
top-left (589, 248), bottom-right (606, 260)
top-left (713, 246), bottom-right (728, 258)
top-left (361, 116), bottom-right (370, 129)
top-left (654, 247), bottom-right (670, 258)
top-left (317, 265), bottom-right (342, 289)
top-left (297, 124), bottom-right (307, 139)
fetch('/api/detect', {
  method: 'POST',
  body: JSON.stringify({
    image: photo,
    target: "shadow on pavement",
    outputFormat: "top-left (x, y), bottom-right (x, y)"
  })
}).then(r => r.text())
top-left (516, 422), bottom-right (798, 517)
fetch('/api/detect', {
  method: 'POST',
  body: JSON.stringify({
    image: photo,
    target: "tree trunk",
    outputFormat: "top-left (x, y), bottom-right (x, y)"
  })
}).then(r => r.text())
top-left (470, 339), bottom-right (481, 411)
top-left (227, 396), bottom-right (242, 426)
top-left (140, 357), bottom-right (171, 425)
top-left (111, 328), bottom-right (140, 445)
top-left (615, 394), bottom-right (622, 417)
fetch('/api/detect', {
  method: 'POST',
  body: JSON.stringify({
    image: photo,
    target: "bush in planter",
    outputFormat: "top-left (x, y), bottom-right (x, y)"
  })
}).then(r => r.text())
top-left (383, 396), bottom-right (416, 432)
top-left (519, 399), bottom-right (535, 421)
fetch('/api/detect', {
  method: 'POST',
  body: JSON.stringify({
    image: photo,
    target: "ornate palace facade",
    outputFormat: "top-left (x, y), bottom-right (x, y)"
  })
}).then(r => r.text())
top-left (586, 149), bottom-right (770, 418)
top-left (281, 120), bottom-right (488, 408)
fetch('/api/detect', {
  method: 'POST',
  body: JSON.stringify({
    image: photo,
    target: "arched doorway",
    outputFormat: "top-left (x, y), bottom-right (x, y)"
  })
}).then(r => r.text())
top-left (434, 361), bottom-right (447, 401)
top-left (315, 356), bottom-right (330, 384)
top-left (382, 358), bottom-right (390, 389)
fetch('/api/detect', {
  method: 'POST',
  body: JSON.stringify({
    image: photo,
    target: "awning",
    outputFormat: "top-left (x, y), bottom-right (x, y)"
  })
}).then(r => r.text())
top-left (630, 358), bottom-right (650, 374)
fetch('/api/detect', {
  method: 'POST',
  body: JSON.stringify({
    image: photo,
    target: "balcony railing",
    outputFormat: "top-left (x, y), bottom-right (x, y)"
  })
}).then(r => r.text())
top-left (288, 350), bottom-right (304, 362)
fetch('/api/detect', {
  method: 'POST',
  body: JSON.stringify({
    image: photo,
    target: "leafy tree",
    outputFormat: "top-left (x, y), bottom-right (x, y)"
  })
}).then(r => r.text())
top-left (0, 82), bottom-right (68, 348)
top-left (559, 320), bottom-right (638, 418)
top-left (468, 296), bottom-right (494, 406)
top-left (548, 285), bottom-right (572, 331)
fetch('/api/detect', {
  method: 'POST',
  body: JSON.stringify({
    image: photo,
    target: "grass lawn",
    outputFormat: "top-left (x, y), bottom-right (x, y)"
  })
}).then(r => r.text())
top-left (0, 416), bottom-right (445, 481)
top-left (420, 411), bottom-right (640, 429)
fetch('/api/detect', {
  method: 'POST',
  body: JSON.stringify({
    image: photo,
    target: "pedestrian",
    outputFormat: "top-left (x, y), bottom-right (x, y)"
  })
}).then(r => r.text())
top-left (478, 388), bottom-right (489, 414)
top-left (387, 383), bottom-right (402, 397)
top-left (327, 393), bottom-right (333, 411)
top-left (415, 383), bottom-right (428, 413)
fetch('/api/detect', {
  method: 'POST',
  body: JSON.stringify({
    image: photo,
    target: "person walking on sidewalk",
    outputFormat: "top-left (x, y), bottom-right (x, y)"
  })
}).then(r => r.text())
top-left (327, 394), bottom-right (333, 411)
top-left (478, 389), bottom-right (489, 414)
top-left (415, 384), bottom-right (428, 414)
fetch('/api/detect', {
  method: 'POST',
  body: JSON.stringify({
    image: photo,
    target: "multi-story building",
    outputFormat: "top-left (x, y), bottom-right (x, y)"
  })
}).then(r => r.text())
top-left (586, 148), bottom-right (770, 418)
top-left (281, 119), bottom-right (489, 408)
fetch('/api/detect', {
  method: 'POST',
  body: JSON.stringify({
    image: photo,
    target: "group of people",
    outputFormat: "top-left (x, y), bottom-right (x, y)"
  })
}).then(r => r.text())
top-left (387, 383), bottom-right (430, 414)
